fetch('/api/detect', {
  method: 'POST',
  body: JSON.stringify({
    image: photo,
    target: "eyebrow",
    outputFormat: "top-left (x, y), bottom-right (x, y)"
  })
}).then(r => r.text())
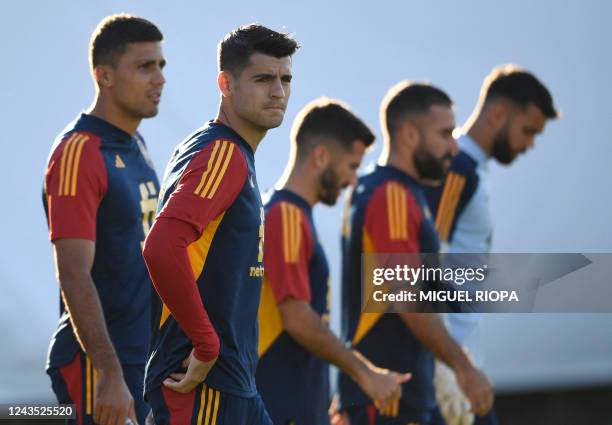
top-left (252, 72), bottom-right (292, 79)
top-left (137, 58), bottom-right (166, 67)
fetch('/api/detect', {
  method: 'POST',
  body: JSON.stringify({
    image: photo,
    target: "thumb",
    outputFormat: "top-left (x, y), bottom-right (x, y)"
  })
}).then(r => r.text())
top-left (396, 373), bottom-right (412, 384)
top-left (163, 378), bottom-right (181, 391)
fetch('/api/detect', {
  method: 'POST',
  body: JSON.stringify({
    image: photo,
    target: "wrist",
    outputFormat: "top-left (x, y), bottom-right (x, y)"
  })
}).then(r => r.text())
top-left (96, 358), bottom-right (123, 380)
top-left (349, 350), bottom-right (373, 386)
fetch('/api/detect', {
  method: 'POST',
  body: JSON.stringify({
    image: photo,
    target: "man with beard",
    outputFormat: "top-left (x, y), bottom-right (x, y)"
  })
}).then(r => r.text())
top-left (142, 24), bottom-right (299, 424)
top-left (257, 98), bottom-right (410, 425)
top-left (424, 66), bottom-right (557, 425)
top-left (338, 82), bottom-right (493, 425)
top-left (43, 15), bottom-right (165, 425)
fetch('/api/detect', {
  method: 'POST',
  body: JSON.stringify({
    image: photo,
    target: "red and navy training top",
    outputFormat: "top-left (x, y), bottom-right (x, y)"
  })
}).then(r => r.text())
top-left (43, 113), bottom-right (159, 369)
top-left (256, 189), bottom-right (330, 425)
top-left (338, 164), bottom-right (440, 411)
top-left (143, 121), bottom-right (264, 398)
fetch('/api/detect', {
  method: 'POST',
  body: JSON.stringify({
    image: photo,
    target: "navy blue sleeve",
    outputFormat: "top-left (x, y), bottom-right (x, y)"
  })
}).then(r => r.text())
top-left (424, 151), bottom-right (479, 243)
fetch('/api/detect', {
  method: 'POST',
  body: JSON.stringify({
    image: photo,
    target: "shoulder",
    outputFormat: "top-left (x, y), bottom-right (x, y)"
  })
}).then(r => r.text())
top-left (266, 200), bottom-right (311, 232)
top-left (450, 151), bottom-right (479, 180)
top-left (48, 130), bottom-right (106, 175)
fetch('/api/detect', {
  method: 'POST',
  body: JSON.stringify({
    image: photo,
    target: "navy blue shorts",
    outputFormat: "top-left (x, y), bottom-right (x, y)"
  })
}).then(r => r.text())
top-left (47, 351), bottom-right (149, 425)
top-left (345, 403), bottom-right (447, 425)
top-left (147, 383), bottom-right (272, 425)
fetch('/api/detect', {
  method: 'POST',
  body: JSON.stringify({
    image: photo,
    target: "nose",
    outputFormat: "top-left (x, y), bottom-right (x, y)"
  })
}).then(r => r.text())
top-left (153, 67), bottom-right (165, 87)
top-left (270, 77), bottom-right (285, 99)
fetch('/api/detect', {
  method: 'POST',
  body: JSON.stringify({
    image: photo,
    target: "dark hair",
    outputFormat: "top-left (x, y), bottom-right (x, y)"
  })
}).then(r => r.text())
top-left (291, 97), bottom-right (375, 158)
top-left (481, 65), bottom-right (558, 118)
top-left (89, 14), bottom-right (163, 70)
top-left (218, 24), bottom-right (300, 75)
top-left (381, 81), bottom-right (453, 140)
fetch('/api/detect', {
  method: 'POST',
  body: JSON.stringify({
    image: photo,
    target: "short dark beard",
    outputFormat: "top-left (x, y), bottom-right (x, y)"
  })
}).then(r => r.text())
top-left (491, 124), bottom-right (514, 164)
top-left (414, 143), bottom-right (451, 181)
top-left (317, 165), bottom-right (342, 206)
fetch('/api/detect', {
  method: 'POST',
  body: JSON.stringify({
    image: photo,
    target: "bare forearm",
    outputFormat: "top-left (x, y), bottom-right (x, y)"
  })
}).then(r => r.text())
top-left (399, 313), bottom-right (471, 372)
top-left (282, 302), bottom-right (368, 383)
top-left (59, 273), bottom-right (121, 375)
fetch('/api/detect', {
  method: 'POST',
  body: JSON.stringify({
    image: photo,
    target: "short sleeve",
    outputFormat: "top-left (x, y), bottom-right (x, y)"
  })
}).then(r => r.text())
top-left (264, 201), bottom-right (313, 303)
top-left (45, 132), bottom-right (107, 241)
top-left (364, 181), bottom-right (421, 253)
top-left (158, 139), bottom-right (248, 234)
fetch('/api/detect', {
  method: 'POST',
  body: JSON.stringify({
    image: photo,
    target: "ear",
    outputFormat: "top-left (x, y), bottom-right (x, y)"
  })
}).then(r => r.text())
top-left (93, 65), bottom-right (113, 88)
top-left (311, 144), bottom-right (331, 170)
top-left (397, 120), bottom-right (420, 150)
top-left (487, 101), bottom-right (509, 131)
top-left (218, 71), bottom-right (232, 97)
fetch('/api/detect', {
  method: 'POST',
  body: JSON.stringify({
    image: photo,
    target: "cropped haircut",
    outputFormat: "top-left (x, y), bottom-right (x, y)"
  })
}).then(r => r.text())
top-left (481, 64), bottom-right (558, 118)
top-left (218, 24), bottom-right (300, 75)
top-left (291, 97), bottom-right (375, 159)
top-left (381, 81), bottom-right (453, 141)
top-left (89, 14), bottom-right (163, 71)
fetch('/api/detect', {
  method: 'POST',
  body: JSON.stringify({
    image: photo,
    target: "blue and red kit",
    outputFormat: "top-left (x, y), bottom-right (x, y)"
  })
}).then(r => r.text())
top-left (142, 121), bottom-right (271, 425)
top-left (256, 189), bottom-right (330, 425)
top-left (339, 164), bottom-right (444, 425)
top-left (43, 113), bottom-right (160, 424)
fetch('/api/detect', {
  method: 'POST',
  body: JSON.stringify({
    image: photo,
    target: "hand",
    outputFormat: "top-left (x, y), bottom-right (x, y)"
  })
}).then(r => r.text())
top-left (329, 395), bottom-right (351, 425)
top-left (163, 350), bottom-right (217, 393)
top-left (357, 367), bottom-right (410, 415)
top-left (454, 362), bottom-right (493, 417)
top-left (330, 410), bottom-right (351, 425)
top-left (94, 368), bottom-right (138, 425)
top-left (434, 359), bottom-right (474, 425)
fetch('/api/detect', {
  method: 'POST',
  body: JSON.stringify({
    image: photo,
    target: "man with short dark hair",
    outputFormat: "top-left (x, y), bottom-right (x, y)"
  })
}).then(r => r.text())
top-left (257, 98), bottom-right (410, 425)
top-left (142, 24), bottom-right (299, 424)
top-left (43, 14), bottom-right (165, 425)
top-left (425, 65), bottom-right (557, 425)
top-left (338, 82), bottom-right (493, 425)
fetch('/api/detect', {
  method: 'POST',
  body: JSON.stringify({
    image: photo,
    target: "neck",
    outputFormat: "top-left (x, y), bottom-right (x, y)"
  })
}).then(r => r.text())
top-left (378, 143), bottom-right (421, 181)
top-left (464, 114), bottom-right (492, 156)
top-left (216, 103), bottom-right (267, 152)
top-left (279, 163), bottom-right (318, 207)
top-left (88, 96), bottom-right (140, 135)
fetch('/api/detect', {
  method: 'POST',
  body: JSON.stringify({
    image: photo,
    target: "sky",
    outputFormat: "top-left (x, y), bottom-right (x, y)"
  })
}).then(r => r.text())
top-left (1, 0), bottom-right (611, 402)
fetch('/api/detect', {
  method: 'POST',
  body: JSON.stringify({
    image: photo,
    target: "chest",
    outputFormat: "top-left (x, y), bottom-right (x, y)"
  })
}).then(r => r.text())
top-left (99, 146), bottom-right (160, 226)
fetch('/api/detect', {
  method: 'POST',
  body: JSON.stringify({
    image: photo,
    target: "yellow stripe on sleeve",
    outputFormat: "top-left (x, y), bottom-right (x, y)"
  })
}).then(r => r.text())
top-left (205, 143), bottom-right (235, 199)
top-left (387, 182), bottom-right (409, 241)
top-left (435, 173), bottom-right (466, 241)
top-left (58, 133), bottom-right (78, 196)
top-left (194, 140), bottom-right (222, 195)
top-left (70, 135), bottom-right (89, 196)
top-left (386, 184), bottom-right (396, 240)
top-left (200, 141), bottom-right (229, 198)
top-left (397, 186), bottom-right (408, 240)
top-left (281, 203), bottom-right (290, 263)
top-left (435, 174), bottom-right (457, 233)
top-left (62, 134), bottom-right (81, 196)
top-left (292, 205), bottom-right (301, 262)
top-left (439, 175), bottom-right (465, 241)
